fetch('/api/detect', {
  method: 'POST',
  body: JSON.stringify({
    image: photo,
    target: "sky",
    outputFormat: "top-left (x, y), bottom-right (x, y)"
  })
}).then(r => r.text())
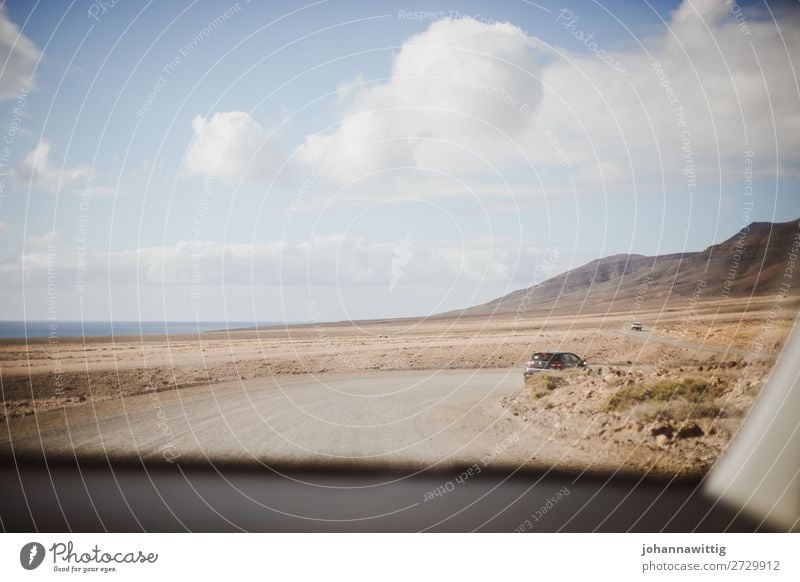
top-left (0, 0), bottom-right (799, 323)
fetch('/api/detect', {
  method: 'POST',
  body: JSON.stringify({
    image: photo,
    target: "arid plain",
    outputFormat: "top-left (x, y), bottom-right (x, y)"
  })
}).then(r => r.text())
top-left (1, 294), bottom-right (796, 476)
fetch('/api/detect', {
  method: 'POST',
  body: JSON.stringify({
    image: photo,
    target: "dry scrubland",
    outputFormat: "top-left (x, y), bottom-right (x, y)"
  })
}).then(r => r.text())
top-left (0, 297), bottom-right (796, 476)
top-left (506, 360), bottom-right (770, 475)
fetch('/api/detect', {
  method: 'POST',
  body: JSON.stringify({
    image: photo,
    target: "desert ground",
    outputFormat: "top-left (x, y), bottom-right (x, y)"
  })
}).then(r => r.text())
top-left (1, 296), bottom-right (797, 477)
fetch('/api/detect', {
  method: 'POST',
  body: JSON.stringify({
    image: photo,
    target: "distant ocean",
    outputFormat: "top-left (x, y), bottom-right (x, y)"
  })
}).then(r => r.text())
top-left (0, 321), bottom-right (287, 339)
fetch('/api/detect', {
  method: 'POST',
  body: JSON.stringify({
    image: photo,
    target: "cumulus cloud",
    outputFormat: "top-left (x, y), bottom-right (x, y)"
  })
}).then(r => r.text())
top-left (11, 139), bottom-right (93, 193)
top-left (297, 16), bottom-right (543, 184)
top-left (291, 3), bottom-right (800, 202)
top-left (536, 0), bottom-right (800, 187)
top-left (178, 3), bottom-right (798, 208)
top-left (0, 235), bottom-right (550, 289)
top-left (0, 7), bottom-right (40, 99)
top-left (184, 111), bottom-right (287, 185)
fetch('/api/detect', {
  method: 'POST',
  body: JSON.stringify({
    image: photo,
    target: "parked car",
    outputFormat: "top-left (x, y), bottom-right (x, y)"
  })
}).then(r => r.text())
top-left (524, 351), bottom-right (587, 376)
top-left (631, 321), bottom-right (643, 331)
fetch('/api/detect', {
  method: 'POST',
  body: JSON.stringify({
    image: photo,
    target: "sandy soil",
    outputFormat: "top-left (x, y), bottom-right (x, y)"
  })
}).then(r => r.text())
top-left (1, 297), bottom-right (796, 476)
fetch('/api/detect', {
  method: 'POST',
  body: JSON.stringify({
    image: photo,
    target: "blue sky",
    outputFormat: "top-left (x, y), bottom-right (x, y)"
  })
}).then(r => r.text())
top-left (0, 0), bottom-right (798, 322)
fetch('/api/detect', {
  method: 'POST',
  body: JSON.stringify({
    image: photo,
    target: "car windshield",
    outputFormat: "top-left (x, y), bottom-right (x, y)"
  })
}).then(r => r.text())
top-left (0, 2), bottom-right (798, 491)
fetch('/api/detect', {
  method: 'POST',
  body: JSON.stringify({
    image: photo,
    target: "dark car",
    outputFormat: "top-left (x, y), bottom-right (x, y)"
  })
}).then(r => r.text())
top-left (524, 351), bottom-right (587, 376)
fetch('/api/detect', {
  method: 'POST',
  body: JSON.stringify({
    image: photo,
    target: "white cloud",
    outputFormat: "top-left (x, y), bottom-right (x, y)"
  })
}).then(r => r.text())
top-left (12, 139), bottom-right (93, 193)
top-left (297, 16), bottom-right (543, 185)
top-left (535, 0), bottom-right (800, 187)
top-left (335, 72), bottom-right (366, 105)
top-left (183, 111), bottom-right (286, 185)
top-left (0, 235), bottom-right (551, 290)
top-left (27, 231), bottom-right (62, 248)
top-left (0, 7), bottom-right (40, 99)
top-left (292, 3), bottom-right (800, 203)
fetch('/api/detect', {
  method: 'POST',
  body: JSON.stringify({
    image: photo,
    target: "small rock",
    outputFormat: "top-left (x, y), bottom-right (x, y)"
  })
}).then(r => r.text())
top-left (78, 395), bottom-right (87, 402)
top-left (604, 373), bottom-right (618, 385)
top-left (655, 434), bottom-right (671, 448)
top-left (728, 360), bottom-right (738, 368)
top-left (676, 422), bottom-right (704, 439)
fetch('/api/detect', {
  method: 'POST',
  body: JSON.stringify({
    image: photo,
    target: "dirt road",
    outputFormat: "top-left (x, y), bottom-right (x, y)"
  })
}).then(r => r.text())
top-left (1, 369), bottom-right (551, 469)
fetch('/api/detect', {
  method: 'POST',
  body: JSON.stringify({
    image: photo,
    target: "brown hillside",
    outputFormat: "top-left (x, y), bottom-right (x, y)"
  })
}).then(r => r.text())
top-left (463, 219), bottom-right (800, 316)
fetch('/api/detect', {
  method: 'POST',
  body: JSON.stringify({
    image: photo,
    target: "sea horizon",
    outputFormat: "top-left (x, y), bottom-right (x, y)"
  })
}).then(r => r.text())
top-left (0, 320), bottom-right (290, 339)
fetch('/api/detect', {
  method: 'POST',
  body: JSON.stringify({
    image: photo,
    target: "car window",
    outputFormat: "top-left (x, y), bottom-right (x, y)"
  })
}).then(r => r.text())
top-left (0, 2), bottom-right (797, 524)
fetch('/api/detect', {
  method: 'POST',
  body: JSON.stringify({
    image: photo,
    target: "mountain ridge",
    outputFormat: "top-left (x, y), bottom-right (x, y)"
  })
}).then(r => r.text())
top-left (461, 218), bottom-right (800, 317)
